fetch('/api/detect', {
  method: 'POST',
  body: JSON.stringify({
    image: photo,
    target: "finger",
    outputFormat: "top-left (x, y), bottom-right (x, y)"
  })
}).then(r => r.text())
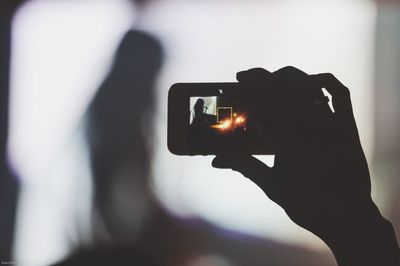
top-left (272, 66), bottom-right (323, 101)
top-left (236, 68), bottom-right (272, 83)
top-left (310, 73), bottom-right (361, 143)
top-left (310, 73), bottom-right (353, 117)
top-left (235, 68), bottom-right (274, 122)
top-left (212, 155), bottom-right (277, 194)
top-left (269, 66), bottom-right (319, 105)
top-left (273, 66), bottom-right (309, 78)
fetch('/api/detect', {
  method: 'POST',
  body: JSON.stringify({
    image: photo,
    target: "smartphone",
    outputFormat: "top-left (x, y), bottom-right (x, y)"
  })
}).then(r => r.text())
top-left (168, 83), bottom-right (275, 155)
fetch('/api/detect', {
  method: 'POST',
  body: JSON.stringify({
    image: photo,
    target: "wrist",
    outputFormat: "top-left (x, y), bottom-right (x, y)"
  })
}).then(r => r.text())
top-left (317, 199), bottom-right (400, 266)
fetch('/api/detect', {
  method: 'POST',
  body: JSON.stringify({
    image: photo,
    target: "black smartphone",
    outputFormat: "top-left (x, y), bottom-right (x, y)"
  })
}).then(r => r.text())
top-left (168, 83), bottom-right (275, 155)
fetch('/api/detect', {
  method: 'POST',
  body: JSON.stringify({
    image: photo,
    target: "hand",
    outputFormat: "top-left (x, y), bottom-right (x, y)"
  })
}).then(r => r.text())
top-left (212, 67), bottom-right (399, 265)
top-left (214, 66), bottom-right (370, 228)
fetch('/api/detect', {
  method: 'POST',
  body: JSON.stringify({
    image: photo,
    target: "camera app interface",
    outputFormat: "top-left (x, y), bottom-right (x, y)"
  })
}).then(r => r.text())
top-left (188, 92), bottom-right (267, 150)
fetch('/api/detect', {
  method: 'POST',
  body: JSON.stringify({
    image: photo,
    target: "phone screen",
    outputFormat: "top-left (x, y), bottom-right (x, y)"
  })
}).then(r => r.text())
top-left (187, 92), bottom-right (268, 151)
top-left (168, 83), bottom-right (275, 155)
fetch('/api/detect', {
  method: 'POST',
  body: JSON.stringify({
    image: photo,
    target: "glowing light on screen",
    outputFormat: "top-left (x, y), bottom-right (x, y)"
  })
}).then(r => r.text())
top-left (234, 116), bottom-right (245, 125)
top-left (211, 119), bottom-right (232, 130)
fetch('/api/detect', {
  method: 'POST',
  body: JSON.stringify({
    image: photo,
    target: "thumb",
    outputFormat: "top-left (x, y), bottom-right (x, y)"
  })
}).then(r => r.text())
top-left (212, 155), bottom-right (277, 194)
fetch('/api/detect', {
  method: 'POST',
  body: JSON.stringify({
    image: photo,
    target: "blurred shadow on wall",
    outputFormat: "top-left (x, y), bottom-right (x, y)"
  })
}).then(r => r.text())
top-left (86, 29), bottom-right (163, 244)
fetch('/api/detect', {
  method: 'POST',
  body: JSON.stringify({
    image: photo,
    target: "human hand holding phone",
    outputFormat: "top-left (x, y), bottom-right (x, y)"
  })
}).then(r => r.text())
top-left (212, 67), bottom-right (400, 266)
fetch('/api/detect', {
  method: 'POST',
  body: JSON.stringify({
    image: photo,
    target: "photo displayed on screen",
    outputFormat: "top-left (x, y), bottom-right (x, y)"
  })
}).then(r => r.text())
top-left (188, 94), bottom-right (267, 150)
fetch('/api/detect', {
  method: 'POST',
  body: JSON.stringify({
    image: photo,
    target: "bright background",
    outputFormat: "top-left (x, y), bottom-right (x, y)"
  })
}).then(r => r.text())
top-left (7, 0), bottom-right (397, 265)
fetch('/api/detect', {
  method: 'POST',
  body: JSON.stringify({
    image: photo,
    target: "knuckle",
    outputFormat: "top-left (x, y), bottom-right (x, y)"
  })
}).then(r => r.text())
top-left (275, 66), bottom-right (308, 79)
top-left (343, 86), bottom-right (350, 96)
top-left (323, 72), bottom-right (336, 83)
top-left (280, 66), bottom-right (300, 74)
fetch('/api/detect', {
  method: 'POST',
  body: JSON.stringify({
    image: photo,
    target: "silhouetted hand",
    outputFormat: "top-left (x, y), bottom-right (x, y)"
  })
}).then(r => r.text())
top-left (212, 67), bottom-right (400, 266)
